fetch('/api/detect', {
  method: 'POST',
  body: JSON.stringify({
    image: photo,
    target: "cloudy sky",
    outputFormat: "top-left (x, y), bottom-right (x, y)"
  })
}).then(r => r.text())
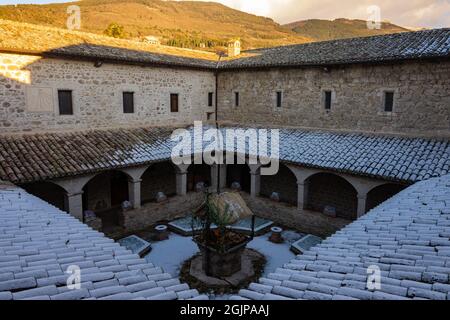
top-left (0, 0), bottom-right (449, 28)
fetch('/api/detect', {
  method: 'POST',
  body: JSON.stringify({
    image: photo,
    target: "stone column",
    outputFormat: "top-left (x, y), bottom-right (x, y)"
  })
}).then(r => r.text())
top-left (219, 165), bottom-right (227, 190)
top-left (210, 165), bottom-right (218, 193)
top-left (250, 172), bottom-right (261, 198)
top-left (176, 171), bottom-right (187, 196)
top-left (297, 181), bottom-right (309, 211)
top-left (357, 193), bottom-right (368, 218)
top-left (128, 179), bottom-right (142, 209)
top-left (66, 192), bottom-right (83, 221)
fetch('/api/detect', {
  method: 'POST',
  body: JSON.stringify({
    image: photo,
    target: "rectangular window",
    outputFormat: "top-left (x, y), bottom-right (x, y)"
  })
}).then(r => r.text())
top-left (234, 92), bottom-right (239, 107)
top-left (208, 92), bottom-right (214, 107)
top-left (123, 92), bottom-right (134, 114)
top-left (324, 91), bottom-right (332, 110)
top-left (58, 90), bottom-right (73, 115)
top-left (276, 91), bottom-right (283, 108)
top-left (384, 91), bottom-right (394, 112)
top-left (170, 93), bottom-right (179, 113)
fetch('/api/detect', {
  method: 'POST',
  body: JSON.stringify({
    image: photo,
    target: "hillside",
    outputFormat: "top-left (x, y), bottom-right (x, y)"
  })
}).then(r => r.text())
top-left (284, 18), bottom-right (409, 42)
top-left (0, 0), bottom-right (310, 52)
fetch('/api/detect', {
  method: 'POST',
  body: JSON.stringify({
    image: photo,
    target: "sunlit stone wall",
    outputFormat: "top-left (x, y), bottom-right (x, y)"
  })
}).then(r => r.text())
top-left (0, 53), bottom-right (215, 132)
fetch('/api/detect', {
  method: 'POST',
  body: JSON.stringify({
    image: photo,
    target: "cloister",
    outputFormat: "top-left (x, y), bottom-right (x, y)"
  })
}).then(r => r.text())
top-left (19, 153), bottom-right (407, 236)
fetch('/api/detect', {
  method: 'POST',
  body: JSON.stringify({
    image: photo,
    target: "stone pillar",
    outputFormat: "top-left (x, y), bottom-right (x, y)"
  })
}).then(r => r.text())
top-left (176, 171), bottom-right (187, 196)
top-left (357, 193), bottom-right (368, 218)
top-left (210, 165), bottom-right (218, 193)
top-left (219, 165), bottom-right (227, 190)
top-left (297, 181), bottom-right (309, 211)
top-left (250, 172), bottom-right (261, 198)
top-left (66, 192), bottom-right (83, 221)
top-left (128, 179), bottom-right (142, 209)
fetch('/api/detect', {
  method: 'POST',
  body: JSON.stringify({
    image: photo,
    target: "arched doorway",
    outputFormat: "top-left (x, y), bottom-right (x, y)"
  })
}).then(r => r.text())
top-left (260, 164), bottom-right (297, 205)
top-left (141, 161), bottom-right (177, 204)
top-left (226, 162), bottom-right (251, 193)
top-left (82, 170), bottom-right (130, 229)
top-left (187, 163), bottom-right (211, 192)
top-left (305, 172), bottom-right (358, 220)
top-left (20, 181), bottom-right (67, 212)
top-left (366, 183), bottom-right (407, 211)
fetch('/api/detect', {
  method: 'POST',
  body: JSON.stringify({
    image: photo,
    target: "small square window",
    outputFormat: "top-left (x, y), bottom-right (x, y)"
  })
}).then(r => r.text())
top-left (324, 91), bottom-right (332, 110)
top-left (276, 91), bottom-right (283, 108)
top-left (384, 91), bottom-right (394, 112)
top-left (234, 92), bottom-right (240, 107)
top-left (58, 90), bottom-right (73, 115)
top-left (123, 92), bottom-right (134, 114)
top-left (170, 93), bottom-right (179, 113)
top-left (208, 92), bottom-right (214, 107)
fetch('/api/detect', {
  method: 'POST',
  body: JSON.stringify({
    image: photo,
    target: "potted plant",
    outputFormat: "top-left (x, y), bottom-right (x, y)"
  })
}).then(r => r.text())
top-left (193, 192), bottom-right (254, 277)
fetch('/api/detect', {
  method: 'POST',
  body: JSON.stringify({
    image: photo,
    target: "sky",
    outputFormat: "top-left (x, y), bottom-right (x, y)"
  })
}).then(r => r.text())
top-left (0, 0), bottom-right (449, 28)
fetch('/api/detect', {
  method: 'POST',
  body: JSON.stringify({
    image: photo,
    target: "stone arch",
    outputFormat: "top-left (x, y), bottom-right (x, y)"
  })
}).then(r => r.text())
top-left (366, 183), bottom-right (407, 211)
top-left (305, 172), bottom-right (358, 220)
top-left (260, 163), bottom-right (297, 205)
top-left (141, 161), bottom-right (177, 204)
top-left (20, 181), bottom-right (68, 212)
top-left (187, 163), bottom-right (212, 192)
top-left (82, 170), bottom-right (132, 211)
top-left (226, 154), bottom-right (251, 193)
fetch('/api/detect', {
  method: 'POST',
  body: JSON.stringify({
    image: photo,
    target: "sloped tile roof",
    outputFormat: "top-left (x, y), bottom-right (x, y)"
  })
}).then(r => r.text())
top-left (222, 126), bottom-right (450, 183)
top-left (219, 28), bottom-right (450, 69)
top-left (1, 19), bottom-right (449, 70)
top-left (0, 127), bottom-right (176, 184)
top-left (232, 174), bottom-right (450, 300)
top-left (0, 183), bottom-right (205, 300)
top-left (0, 126), bottom-right (449, 184)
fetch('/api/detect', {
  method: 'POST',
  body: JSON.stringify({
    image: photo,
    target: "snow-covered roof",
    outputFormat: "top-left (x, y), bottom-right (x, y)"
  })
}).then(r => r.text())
top-left (232, 174), bottom-right (450, 300)
top-left (0, 126), bottom-right (448, 184)
top-left (0, 182), bottom-right (206, 300)
top-left (220, 28), bottom-right (450, 69)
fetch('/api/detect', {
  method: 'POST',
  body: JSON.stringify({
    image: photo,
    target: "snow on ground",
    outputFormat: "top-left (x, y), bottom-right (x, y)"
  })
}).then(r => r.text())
top-left (247, 230), bottom-right (303, 276)
top-left (145, 229), bottom-right (302, 278)
top-left (145, 233), bottom-right (199, 277)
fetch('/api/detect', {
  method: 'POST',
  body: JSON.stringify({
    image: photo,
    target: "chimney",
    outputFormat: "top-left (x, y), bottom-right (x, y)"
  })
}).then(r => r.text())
top-left (227, 39), bottom-right (241, 57)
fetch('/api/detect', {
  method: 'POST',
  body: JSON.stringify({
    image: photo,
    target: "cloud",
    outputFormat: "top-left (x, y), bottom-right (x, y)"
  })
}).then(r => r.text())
top-left (183, 0), bottom-right (450, 28)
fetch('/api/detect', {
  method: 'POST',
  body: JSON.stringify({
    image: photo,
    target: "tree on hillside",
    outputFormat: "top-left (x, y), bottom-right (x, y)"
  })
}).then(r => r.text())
top-left (104, 23), bottom-right (125, 38)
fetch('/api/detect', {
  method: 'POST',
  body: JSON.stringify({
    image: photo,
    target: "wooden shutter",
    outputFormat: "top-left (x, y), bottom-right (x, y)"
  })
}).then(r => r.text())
top-left (384, 92), bottom-right (394, 112)
top-left (123, 92), bottom-right (134, 113)
top-left (58, 90), bottom-right (73, 115)
top-left (170, 93), bottom-right (179, 112)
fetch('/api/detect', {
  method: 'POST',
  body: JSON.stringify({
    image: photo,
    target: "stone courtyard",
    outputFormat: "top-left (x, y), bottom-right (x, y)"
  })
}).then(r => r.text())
top-left (0, 19), bottom-right (449, 300)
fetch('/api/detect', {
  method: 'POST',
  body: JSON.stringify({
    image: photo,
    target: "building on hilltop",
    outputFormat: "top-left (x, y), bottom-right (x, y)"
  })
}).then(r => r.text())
top-left (227, 38), bottom-right (241, 57)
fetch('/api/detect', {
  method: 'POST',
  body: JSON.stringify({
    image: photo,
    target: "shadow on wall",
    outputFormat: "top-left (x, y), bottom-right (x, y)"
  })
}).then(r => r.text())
top-left (260, 163), bottom-right (297, 206)
top-left (305, 172), bottom-right (358, 220)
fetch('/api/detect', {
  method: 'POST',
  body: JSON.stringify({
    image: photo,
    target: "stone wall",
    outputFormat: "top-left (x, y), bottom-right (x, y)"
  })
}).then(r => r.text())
top-left (83, 172), bottom-right (113, 211)
top-left (0, 53), bottom-right (215, 133)
top-left (20, 181), bottom-right (66, 212)
top-left (366, 183), bottom-right (407, 212)
top-left (305, 173), bottom-right (358, 220)
top-left (241, 193), bottom-right (350, 238)
top-left (260, 164), bottom-right (297, 205)
top-left (123, 191), bottom-right (204, 232)
top-left (217, 61), bottom-right (450, 138)
top-left (141, 162), bottom-right (177, 203)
